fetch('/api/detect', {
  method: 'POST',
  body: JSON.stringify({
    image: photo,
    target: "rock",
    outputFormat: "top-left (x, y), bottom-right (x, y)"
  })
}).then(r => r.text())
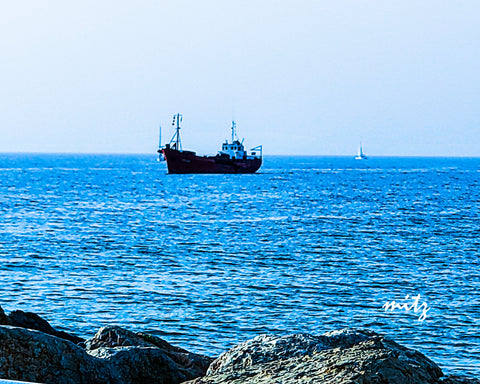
top-left (0, 306), bottom-right (11, 325)
top-left (86, 326), bottom-right (213, 384)
top-left (8, 310), bottom-right (84, 344)
top-left (0, 324), bottom-right (212, 384)
top-left (0, 326), bottom-right (111, 384)
top-left (185, 328), bottom-right (444, 384)
top-left (1, 320), bottom-right (477, 384)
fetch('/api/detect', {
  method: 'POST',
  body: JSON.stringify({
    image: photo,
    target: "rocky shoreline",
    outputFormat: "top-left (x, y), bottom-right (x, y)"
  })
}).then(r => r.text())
top-left (0, 306), bottom-right (478, 384)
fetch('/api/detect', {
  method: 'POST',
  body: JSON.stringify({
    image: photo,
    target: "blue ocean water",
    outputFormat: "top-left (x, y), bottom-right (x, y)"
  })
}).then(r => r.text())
top-left (0, 154), bottom-right (479, 376)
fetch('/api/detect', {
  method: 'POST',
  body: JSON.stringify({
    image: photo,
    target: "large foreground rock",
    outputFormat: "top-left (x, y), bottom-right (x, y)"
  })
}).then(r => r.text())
top-left (186, 329), bottom-right (444, 384)
top-left (0, 325), bottom-right (211, 384)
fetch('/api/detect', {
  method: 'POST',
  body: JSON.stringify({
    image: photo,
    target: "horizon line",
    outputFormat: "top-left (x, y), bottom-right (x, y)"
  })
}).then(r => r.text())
top-left (0, 151), bottom-right (479, 159)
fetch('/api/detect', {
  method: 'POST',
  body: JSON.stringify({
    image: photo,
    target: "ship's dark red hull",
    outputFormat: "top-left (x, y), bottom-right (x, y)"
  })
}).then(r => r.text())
top-left (162, 148), bottom-right (262, 174)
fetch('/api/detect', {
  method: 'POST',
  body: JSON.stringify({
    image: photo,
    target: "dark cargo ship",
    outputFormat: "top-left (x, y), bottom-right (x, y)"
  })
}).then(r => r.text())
top-left (158, 114), bottom-right (262, 174)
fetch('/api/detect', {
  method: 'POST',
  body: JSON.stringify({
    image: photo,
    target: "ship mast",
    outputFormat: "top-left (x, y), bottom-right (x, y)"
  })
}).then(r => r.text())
top-left (231, 120), bottom-right (239, 143)
top-left (158, 124), bottom-right (162, 149)
top-left (169, 113), bottom-right (182, 151)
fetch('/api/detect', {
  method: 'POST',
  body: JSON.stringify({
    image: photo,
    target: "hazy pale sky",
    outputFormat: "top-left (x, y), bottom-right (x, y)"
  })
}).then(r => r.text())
top-left (1, 0), bottom-right (479, 156)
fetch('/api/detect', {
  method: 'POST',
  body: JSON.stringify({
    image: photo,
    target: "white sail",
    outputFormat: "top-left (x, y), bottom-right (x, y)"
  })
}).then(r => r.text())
top-left (355, 144), bottom-right (367, 160)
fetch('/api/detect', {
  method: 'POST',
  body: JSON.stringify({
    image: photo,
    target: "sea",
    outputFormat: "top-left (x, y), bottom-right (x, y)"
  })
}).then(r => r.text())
top-left (0, 154), bottom-right (479, 376)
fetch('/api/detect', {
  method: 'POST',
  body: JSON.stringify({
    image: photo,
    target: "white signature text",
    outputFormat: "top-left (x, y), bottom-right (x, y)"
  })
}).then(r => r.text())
top-left (382, 294), bottom-right (430, 321)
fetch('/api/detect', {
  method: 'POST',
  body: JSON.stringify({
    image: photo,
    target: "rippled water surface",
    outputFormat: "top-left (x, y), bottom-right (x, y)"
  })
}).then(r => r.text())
top-left (1, 154), bottom-right (479, 376)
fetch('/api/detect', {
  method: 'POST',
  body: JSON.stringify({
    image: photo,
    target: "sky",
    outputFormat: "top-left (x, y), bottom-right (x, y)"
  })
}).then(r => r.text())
top-left (0, 0), bottom-right (479, 156)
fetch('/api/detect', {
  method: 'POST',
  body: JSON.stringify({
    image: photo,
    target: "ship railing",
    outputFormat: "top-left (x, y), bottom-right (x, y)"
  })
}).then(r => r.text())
top-left (250, 145), bottom-right (262, 158)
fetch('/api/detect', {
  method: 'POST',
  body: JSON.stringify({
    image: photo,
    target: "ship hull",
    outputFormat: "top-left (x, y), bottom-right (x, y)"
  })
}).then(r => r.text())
top-left (162, 148), bottom-right (262, 174)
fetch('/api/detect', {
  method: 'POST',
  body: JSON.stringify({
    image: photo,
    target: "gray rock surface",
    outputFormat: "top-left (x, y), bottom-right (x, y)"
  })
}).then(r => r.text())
top-left (185, 328), bottom-right (444, 384)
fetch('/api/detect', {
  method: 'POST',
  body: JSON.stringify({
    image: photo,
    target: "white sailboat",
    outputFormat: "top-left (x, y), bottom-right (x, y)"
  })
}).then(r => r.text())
top-left (355, 144), bottom-right (367, 160)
